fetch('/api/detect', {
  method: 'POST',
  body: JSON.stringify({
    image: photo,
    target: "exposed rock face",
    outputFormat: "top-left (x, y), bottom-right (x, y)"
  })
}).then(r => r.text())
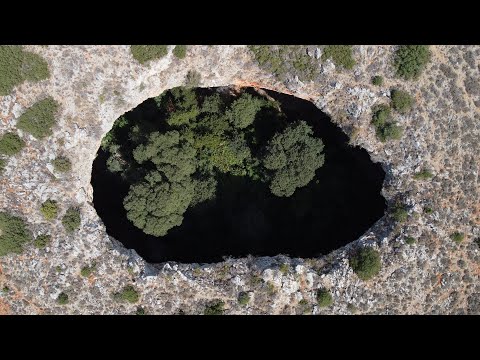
top-left (0, 45), bottom-right (479, 314)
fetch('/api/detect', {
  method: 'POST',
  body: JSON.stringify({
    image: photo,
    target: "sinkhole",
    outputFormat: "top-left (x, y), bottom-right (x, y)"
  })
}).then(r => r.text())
top-left (91, 86), bottom-right (386, 263)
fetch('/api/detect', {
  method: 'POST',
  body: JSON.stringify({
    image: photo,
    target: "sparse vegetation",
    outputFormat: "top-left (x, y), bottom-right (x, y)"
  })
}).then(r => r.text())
top-left (16, 97), bottom-right (59, 139)
top-left (173, 45), bottom-right (187, 59)
top-left (52, 156), bottom-right (71, 173)
top-left (184, 70), bottom-right (201, 88)
top-left (0, 132), bottom-right (25, 156)
top-left (0, 158), bottom-right (6, 174)
top-left (391, 89), bottom-right (414, 114)
top-left (413, 168), bottom-right (433, 180)
top-left (238, 292), bottom-right (250, 305)
top-left (316, 288), bottom-right (333, 307)
top-left (57, 292), bottom-right (69, 305)
top-left (322, 45), bottom-right (355, 70)
top-left (394, 45), bottom-right (431, 80)
top-left (130, 45), bottom-right (168, 65)
top-left (371, 75), bottom-right (383, 86)
top-left (450, 232), bottom-right (465, 244)
top-left (40, 199), bottom-right (58, 220)
top-left (249, 45), bottom-right (318, 81)
top-left (62, 207), bottom-right (81, 233)
top-left (0, 212), bottom-right (32, 256)
top-left (0, 45), bottom-right (49, 96)
top-left (80, 263), bottom-right (96, 277)
top-left (279, 263), bottom-right (290, 275)
top-left (33, 234), bottom-right (51, 249)
top-left (204, 300), bottom-right (225, 315)
top-left (114, 285), bottom-right (139, 303)
top-left (349, 247), bottom-right (382, 281)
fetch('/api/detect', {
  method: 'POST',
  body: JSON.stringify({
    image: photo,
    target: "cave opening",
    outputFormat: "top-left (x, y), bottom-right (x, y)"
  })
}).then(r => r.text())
top-left (91, 86), bottom-right (386, 263)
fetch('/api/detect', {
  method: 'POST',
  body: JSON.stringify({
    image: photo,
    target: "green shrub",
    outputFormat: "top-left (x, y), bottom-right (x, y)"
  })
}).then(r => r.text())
top-left (376, 123), bottom-right (403, 142)
top-left (371, 104), bottom-right (391, 128)
top-left (173, 45), bottom-right (187, 59)
top-left (130, 45), bottom-right (168, 64)
top-left (40, 199), bottom-right (58, 220)
top-left (279, 263), bottom-right (290, 275)
top-left (424, 207), bottom-right (433, 214)
top-left (413, 168), bottom-right (433, 180)
top-left (114, 285), bottom-right (139, 303)
top-left (316, 288), bottom-right (333, 307)
top-left (184, 70), bottom-right (201, 88)
top-left (249, 45), bottom-right (318, 81)
top-left (238, 292), bottom-right (250, 305)
top-left (392, 205), bottom-right (408, 223)
top-left (136, 306), bottom-right (146, 315)
top-left (0, 45), bottom-right (49, 96)
top-left (0, 158), bottom-right (6, 174)
top-left (0, 132), bottom-right (25, 155)
top-left (34, 234), bottom-right (51, 249)
top-left (371, 104), bottom-right (403, 142)
top-left (62, 207), bottom-right (81, 233)
top-left (405, 236), bottom-right (416, 245)
top-left (57, 292), bottom-right (69, 305)
top-left (349, 247), bottom-right (381, 281)
top-left (371, 75), bottom-right (384, 86)
top-left (391, 89), bottom-right (414, 113)
top-left (0, 212), bottom-right (32, 256)
top-left (204, 300), bottom-right (224, 315)
top-left (16, 97), bottom-right (59, 139)
top-left (322, 45), bottom-right (355, 70)
top-left (80, 263), bottom-right (96, 277)
top-left (450, 232), bottom-right (465, 244)
top-left (52, 156), bottom-right (71, 173)
top-left (394, 45), bottom-right (431, 80)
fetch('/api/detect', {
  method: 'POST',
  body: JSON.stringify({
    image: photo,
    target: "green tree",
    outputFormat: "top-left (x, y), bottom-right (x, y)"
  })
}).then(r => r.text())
top-left (62, 207), bottom-right (81, 233)
top-left (394, 45), bottom-right (431, 80)
top-left (123, 171), bottom-right (195, 237)
top-left (0, 132), bottom-right (25, 156)
top-left (0, 212), bottom-right (32, 256)
top-left (155, 87), bottom-right (200, 127)
top-left (262, 121), bottom-right (324, 197)
top-left (0, 158), bottom-right (5, 174)
top-left (16, 97), bottom-right (59, 139)
top-left (226, 93), bottom-right (265, 129)
top-left (349, 247), bottom-right (382, 281)
top-left (133, 131), bottom-right (197, 183)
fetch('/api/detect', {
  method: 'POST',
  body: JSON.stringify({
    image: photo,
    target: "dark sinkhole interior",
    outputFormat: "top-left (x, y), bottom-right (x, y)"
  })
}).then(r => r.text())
top-left (91, 87), bottom-right (386, 263)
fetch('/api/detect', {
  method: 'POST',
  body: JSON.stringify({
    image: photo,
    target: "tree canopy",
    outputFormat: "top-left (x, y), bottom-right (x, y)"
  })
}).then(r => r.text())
top-left (102, 87), bottom-right (326, 237)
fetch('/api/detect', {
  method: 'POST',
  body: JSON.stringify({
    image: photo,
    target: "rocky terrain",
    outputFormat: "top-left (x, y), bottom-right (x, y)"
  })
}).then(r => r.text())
top-left (0, 45), bottom-right (479, 315)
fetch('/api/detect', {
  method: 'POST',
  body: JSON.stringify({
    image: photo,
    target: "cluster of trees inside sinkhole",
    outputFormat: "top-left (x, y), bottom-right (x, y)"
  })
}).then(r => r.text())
top-left (100, 86), bottom-right (325, 237)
